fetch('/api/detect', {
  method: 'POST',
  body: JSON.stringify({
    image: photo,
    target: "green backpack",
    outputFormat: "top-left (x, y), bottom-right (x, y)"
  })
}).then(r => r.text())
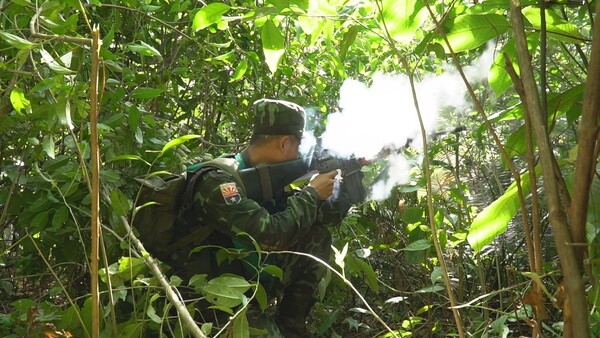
top-left (132, 158), bottom-right (243, 263)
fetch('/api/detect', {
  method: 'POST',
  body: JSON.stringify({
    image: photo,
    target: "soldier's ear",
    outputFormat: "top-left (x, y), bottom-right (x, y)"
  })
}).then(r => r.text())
top-left (276, 135), bottom-right (289, 152)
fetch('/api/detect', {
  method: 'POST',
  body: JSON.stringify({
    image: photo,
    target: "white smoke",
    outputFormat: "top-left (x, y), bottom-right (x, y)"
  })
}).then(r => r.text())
top-left (321, 44), bottom-right (495, 200)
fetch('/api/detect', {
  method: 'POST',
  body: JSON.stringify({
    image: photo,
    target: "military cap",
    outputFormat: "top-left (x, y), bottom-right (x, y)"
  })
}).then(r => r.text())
top-left (252, 98), bottom-right (305, 138)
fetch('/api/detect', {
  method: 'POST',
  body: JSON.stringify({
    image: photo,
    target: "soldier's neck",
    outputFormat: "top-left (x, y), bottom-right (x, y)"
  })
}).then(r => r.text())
top-left (246, 145), bottom-right (278, 166)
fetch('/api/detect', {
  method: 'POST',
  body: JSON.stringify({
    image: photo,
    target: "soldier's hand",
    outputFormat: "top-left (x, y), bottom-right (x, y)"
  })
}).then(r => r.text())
top-left (308, 170), bottom-right (338, 200)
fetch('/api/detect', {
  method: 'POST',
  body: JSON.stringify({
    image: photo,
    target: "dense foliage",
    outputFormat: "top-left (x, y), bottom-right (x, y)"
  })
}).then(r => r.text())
top-left (1, 0), bottom-right (599, 337)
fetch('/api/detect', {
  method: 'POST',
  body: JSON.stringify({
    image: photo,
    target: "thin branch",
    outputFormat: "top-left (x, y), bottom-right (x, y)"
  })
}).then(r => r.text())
top-left (509, 1), bottom-right (589, 337)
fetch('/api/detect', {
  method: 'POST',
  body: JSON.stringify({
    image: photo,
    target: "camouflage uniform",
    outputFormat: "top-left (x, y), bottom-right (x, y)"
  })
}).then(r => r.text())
top-left (176, 99), bottom-right (340, 336)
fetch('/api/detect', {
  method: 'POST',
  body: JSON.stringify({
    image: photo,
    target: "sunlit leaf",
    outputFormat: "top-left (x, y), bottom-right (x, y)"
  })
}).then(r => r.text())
top-left (161, 134), bottom-right (201, 155)
top-left (379, 0), bottom-right (427, 44)
top-left (0, 31), bottom-right (34, 50)
top-left (261, 19), bottom-right (285, 73)
top-left (127, 41), bottom-right (163, 60)
top-left (193, 3), bottom-right (230, 31)
top-left (468, 167), bottom-right (540, 253)
top-left (441, 13), bottom-right (510, 53)
top-left (522, 7), bottom-right (585, 44)
top-left (39, 49), bottom-right (75, 74)
top-left (57, 96), bottom-right (74, 130)
top-left (10, 88), bottom-right (31, 114)
top-left (489, 34), bottom-right (539, 97)
top-left (230, 59), bottom-right (248, 82)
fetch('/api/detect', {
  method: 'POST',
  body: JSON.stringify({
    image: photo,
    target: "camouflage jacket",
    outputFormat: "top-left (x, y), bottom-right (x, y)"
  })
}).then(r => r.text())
top-left (191, 153), bottom-right (322, 251)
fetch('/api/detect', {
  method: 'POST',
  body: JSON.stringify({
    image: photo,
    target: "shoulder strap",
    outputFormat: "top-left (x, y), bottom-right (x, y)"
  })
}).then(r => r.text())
top-left (164, 158), bottom-right (244, 254)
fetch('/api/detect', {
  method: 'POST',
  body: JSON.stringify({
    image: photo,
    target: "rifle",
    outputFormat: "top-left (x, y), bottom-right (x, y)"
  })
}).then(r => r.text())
top-left (239, 147), bottom-right (366, 206)
top-left (238, 126), bottom-right (466, 206)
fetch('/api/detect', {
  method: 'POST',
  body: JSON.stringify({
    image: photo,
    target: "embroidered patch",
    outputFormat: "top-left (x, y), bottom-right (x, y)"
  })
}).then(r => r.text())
top-left (220, 182), bottom-right (241, 205)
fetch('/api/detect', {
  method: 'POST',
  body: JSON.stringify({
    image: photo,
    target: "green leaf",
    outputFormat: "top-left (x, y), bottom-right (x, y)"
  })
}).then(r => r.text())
top-left (230, 59), bottom-right (248, 82)
top-left (132, 87), bottom-right (164, 99)
top-left (10, 88), bottom-right (31, 114)
top-left (254, 283), bottom-right (268, 311)
top-left (522, 7), bottom-right (585, 44)
top-left (489, 34), bottom-right (539, 97)
top-left (340, 26), bottom-right (359, 59)
top-left (119, 322), bottom-right (143, 338)
top-left (468, 167), bottom-right (540, 253)
top-left (0, 31), bottom-right (34, 50)
top-left (441, 13), bottom-right (510, 52)
top-left (161, 134), bottom-right (201, 155)
top-left (416, 284), bottom-right (445, 293)
top-left (401, 239), bottom-right (432, 251)
top-left (317, 309), bottom-right (340, 335)
top-left (40, 49), bottom-right (75, 74)
top-left (42, 134), bottom-right (56, 159)
top-left (261, 265), bottom-right (283, 280)
top-left (107, 154), bottom-right (150, 166)
top-left (379, 0), bottom-right (427, 44)
top-left (146, 304), bottom-right (162, 324)
top-left (110, 188), bottom-right (131, 217)
top-left (193, 3), bottom-right (230, 31)
top-left (354, 258), bottom-right (380, 294)
top-left (127, 41), bottom-right (162, 60)
top-left (231, 310), bottom-right (249, 338)
top-left (200, 275), bottom-right (252, 308)
top-left (261, 20), bottom-right (285, 73)
top-left (403, 207), bottom-right (424, 224)
top-left (57, 96), bottom-right (74, 129)
top-left (52, 207), bottom-right (69, 228)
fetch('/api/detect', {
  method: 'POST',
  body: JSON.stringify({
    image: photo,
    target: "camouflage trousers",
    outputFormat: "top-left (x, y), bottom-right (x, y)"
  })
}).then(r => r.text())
top-left (172, 224), bottom-right (332, 330)
top-left (275, 224), bottom-right (332, 322)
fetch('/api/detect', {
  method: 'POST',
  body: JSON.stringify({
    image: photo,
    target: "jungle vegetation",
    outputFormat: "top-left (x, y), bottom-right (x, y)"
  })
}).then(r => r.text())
top-left (0, 0), bottom-right (599, 337)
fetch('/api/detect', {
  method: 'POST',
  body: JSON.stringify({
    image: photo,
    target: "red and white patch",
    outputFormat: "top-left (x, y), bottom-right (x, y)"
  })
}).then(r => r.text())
top-left (220, 182), bottom-right (241, 205)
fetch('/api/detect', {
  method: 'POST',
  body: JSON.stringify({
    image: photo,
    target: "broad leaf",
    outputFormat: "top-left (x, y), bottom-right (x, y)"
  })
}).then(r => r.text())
top-left (161, 134), bottom-right (201, 155)
top-left (231, 309), bottom-right (250, 338)
top-left (132, 87), bottom-right (164, 99)
top-left (340, 26), bottom-right (359, 59)
top-left (522, 7), bottom-right (585, 44)
top-left (261, 20), bottom-right (285, 73)
top-left (0, 31), bottom-right (34, 50)
top-left (39, 49), bottom-right (75, 74)
top-left (401, 239), bottom-right (432, 251)
top-left (468, 167), bottom-right (540, 253)
top-left (354, 257), bottom-right (380, 294)
top-left (379, 0), bottom-right (427, 44)
top-left (201, 276), bottom-right (251, 308)
top-left (193, 3), bottom-right (230, 31)
top-left (42, 134), bottom-right (55, 159)
top-left (442, 13), bottom-right (510, 52)
top-left (10, 88), bottom-right (31, 114)
top-left (110, 188), bottom-right (131, 217)
top-left (489, 34), bottom-right (539, 97)
top-left (127, 41), bottom-right (163, 60)
top-left (230, 59), bottom-right (248, 82)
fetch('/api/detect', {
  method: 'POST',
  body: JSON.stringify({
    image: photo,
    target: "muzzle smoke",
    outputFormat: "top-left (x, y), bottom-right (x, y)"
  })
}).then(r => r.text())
top-left (319, 44), bottom-right (495, 201)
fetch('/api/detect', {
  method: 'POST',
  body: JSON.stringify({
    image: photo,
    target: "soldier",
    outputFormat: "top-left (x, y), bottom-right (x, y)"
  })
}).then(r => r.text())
top-left (176, 99), bottom-right (343, 336)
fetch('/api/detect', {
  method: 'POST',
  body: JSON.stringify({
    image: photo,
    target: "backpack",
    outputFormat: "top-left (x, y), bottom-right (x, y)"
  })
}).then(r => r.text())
top-left (132, 157), bottom-right (243, 263)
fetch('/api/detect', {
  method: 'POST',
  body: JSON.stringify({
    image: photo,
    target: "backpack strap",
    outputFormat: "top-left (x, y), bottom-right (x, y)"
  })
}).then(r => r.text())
top-left (164, 157), bottom-right (245, 254)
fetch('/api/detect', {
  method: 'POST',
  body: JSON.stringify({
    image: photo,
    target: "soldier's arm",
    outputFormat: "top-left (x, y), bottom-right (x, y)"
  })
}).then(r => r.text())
top-left (193, 170), bottom-right (321, 250)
